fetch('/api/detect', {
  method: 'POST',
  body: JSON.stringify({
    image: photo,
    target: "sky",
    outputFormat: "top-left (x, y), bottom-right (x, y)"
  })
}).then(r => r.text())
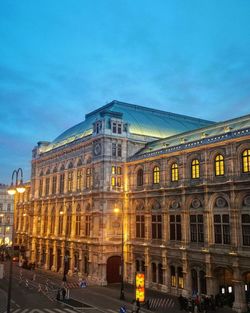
top-left (0, 0), bottom-right (250, 184)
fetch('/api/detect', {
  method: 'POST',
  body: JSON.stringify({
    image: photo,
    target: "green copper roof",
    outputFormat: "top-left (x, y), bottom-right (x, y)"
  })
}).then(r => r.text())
top-left (48, 100), bottom-right (214, 150)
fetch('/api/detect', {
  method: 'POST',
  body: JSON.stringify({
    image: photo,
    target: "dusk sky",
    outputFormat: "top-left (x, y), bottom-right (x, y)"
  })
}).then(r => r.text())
top-left (1, 0), bottom-right (250, 184)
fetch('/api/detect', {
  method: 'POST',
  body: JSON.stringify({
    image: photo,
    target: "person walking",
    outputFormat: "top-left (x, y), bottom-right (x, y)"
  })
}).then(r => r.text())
top-left (61, 287), bottom-right (66, 301)
top-left (136, 298), bottom-right (141, 313)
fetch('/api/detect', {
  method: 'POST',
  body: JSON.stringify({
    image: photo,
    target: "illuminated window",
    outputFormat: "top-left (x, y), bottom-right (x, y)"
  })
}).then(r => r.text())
top-left (67, 171), bottom-right (73, 192)
top-left (178, 267), bottom-right (184, 288)
top-left (171, 163), bottom-right (179, 181)
top-left (171, 266), bottom-right (176, 287)
top-left (191, 159), bottom-right (200, 179)
top-left (242, 149), bottom-right (250, 173)
top-left (137, 169), bottom-right (143, 186)
top-left (111, 166), bottom-right (122, 188)
top-left (215, 154), bottom-right (224, 176)
top-left (86, 168), bottom-right (92, 189)
top-left (153, 166), bottom-right (160, 184)
top-left (75, 205), bottom-right (81, 236)
top-left (76, 170), bottom-right (82, 191)
top-left (58, 210), bottom-right (63, 235)
top-left (242, 214), bottom-right (250, 246)
top-left (111, 176), bottom-right (116, 187)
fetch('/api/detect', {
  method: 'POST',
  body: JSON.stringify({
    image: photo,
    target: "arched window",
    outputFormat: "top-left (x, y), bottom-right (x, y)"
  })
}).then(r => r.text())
top-left (137, 169), bottom-right (144, 186)
top-left (191, 159), bottom-right (200, 179)
top-left (153, 166), bottom-right (160, 184)
top-left (171, 266), bottom-right (176, 287)
top-left (242, 149), bottom-right (250, 173)
top-left (86, 168), bottom-right (92, 188)
top-left (171, 163), bottom-right (179, 181)
top-left (43, 207), bottom-right (48, 235)
top-left (75, 205), bottom-right (81, 236)
top-left (152, 263), bottom-right (157, 282)
top-left (178, 267), bottom-right (184, 288)
top-left (58, 208), bottom-right (64, 235)
top-left (50, 207), bottom-right (55, 234)
top-left (215, 154), bottom-right (224, 176)
top-left (66, 206), bottom-right (72, 236)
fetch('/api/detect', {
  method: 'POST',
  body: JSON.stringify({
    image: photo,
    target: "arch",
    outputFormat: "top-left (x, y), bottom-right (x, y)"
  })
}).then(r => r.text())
top-left (46, 168), bottom-right (50, 175)
top-left (149, 199), bottom-right (161, 211)
top-left (67, 161), bottom-right (74, 169)
top-left (52, 166), bottom-right (57, 173)
top-left (153, 166), bottom-right (160, 184)
top-left (60, 164), bottom-right (65, 171)
top-left (39, 170), bottom-right (44, 177)
top-left (136, 168), bottom-right (144, 186)
top-left (191, 159), bottom-right (200, 179)
top-left (77, 158), bottom-right (83, 167)
top-left (207, 193), bottom-right (231, 211)
top-left (242, 149), bottom-right (250, 173)
top-left (171, 163), bottom-right (179, 182)
top-left (236, 143), bottom-right (250, 174)
top-left (151, 262), bottom-right (157, 282)
top-left (106, 256), bottom-right (121, 283)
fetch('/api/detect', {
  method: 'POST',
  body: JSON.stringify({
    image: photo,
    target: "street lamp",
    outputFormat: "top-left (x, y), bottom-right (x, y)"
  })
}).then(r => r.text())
top-left (7, 168), bottom-right (25, 313)
top-left (114, 204), bottom-right (125, 300)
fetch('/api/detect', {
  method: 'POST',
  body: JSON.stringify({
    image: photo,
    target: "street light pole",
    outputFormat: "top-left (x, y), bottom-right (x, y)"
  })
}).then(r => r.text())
top-left (7, 168), bottom-right (25, 313)
top-left (120, 203), bottom-right (125, 300)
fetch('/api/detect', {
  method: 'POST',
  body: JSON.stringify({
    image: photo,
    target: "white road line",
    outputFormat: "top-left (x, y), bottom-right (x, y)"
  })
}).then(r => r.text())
top-left (44, 309), bottom-right (58, 313)
top-left (64, 308), bottom-right (78, 313)
top-left (11, 309), bottom-right (21, 313)
top-left (107, 310), bottom-right (117, 313)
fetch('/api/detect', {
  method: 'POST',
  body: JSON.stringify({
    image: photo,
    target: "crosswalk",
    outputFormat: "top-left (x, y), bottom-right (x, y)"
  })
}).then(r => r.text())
top-left (147, 297), bottom-right (175, 311)
top-left (2, 308), bottom-right (78, 313)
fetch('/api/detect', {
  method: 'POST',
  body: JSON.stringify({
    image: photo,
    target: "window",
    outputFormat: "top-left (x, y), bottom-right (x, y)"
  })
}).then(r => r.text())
top-left (136, 214), bottom-right (145, 238)
top-left (43, 208), bottom-right (48, 235)
top-left (170, 215), bottom-right (182, 241)
top-left (111, 166), bottom-right (122, 188)
top-left (171, 163), bottom-right (179, 181)
top-left (152, 214), bottom-right (162, 239)
top-left (215, 154), bottom-right (224, 176)
top-left (242, 149), bottom-right (250, 173)
top-left (86, 168), bottom-right (92, 188)
top-left (112, 122), bottom-right (122, 134)
top-left (153, 166), bottom-right (160, 184)
top-left (112, 143), bottom-right (122, 157)
top-left (242, 214), bottom-right (250, 246)
top-left (214, 214), bottom-right (230, 244)
top-left (178, 267), bottom-right (184, 288)
top-left (45, 177), bottom-right (50, 196)
top-left (171, 266), bottom-right (176, 287)
top-left (59, 174), bottom-right (65, 194)
top-left (76, 170), bottom-right (82, 191)
top-left (50, 208), bottom-right (55, 234)
top-left (96, 121), bottom-right (102, 134)
top-left (85, 215), bottom-right (91, 237)
top-left (76, 206), bottom-right (81, 236)
top-left (190, 214), bottom-right (204, 243)
top-left (67, 171), bottom-right (73, 192)
top-left (152, 263), bottom-right (157, 282)
top-left (52, 176), bottom-right (57, 194)
top-left (39, 179), bottom-right (43, 197)
top-left (191, 159), bottom-right (200, 179)
top-left (58, 210), bottom-right (63, 235)
top-left (37, 208), bottom-right (41, 235)
top-left (66, 207), bottom-right (72, 236)
top-left (7, 204), bottom-right (11, 211)
top-left (137, 169), bottom-right (143, 186)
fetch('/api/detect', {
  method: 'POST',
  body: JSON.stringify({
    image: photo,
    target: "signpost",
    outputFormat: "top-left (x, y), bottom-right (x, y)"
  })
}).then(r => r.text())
top-left (135, 272), bottom-right (145, 303)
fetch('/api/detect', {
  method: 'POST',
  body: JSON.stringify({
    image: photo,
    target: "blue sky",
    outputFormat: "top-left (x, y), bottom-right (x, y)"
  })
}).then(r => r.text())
top-left (1, 0), bottom-right (250, 183)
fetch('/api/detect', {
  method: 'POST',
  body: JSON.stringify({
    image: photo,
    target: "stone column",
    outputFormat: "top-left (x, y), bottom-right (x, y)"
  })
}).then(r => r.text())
top-left (232, 266), bottom-right (247, 313)
top-left (144, 247), bottom-right (150, 288)
top-left (44, 240), bottom-right (50, 270)
top-left (51, 241), bottom-right (57, 272)
top-left (182, 254), bottom-right (191, 297)
top-left (67, 244), bottom-right (74, 276)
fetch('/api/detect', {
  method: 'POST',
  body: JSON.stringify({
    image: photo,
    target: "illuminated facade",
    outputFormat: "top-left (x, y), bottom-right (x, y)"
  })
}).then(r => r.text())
top-left (15, 101), bottom-right (250, 312)
top-left (0, 184), bottom-right (14, 246)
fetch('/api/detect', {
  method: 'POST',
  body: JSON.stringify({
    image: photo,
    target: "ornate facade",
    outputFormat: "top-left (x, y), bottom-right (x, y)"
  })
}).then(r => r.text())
top-left (15, 101), bottom-right (250, 312)
top-left (0, 184), bottom-right (14, 247)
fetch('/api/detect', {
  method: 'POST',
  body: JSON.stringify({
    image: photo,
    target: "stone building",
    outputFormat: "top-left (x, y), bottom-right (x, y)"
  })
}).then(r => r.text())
top-left (0, 184), bottom-right (14, 247)
top-left (15, 100), bottom-right (250, 312)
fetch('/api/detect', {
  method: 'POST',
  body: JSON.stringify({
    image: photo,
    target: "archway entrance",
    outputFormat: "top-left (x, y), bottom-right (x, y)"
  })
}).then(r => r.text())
top-left (107, 256), bottom-right (121, 283)
top-left (49, 248), bottom-right (53, 270)
top-left (214, 267), bottom-right (233, 295)
top-left (57, 249), bottom-right (61, 272)
top-left (243, 272), bottom-right (250, 302)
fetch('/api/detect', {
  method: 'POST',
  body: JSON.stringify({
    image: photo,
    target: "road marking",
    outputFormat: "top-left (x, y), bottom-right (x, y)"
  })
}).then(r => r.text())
top-left (107, 310), bottom-right (117, 313)
top-left (64, 309), bottom-right (78, 313)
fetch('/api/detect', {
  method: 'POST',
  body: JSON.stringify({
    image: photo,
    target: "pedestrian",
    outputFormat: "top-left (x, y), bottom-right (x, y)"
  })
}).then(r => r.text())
top-left (62, 287), bottom-right (66, 301)
top-left (179, 294), bottom-right (185, 310)
top-left (119, 305), bottom-right (127, 313)
top-left (56, 288), bottom-right (61, 301)
top-left (136, 298), bottom-right (140, 313)
top-left (131, 299), bottom-right (137, 313)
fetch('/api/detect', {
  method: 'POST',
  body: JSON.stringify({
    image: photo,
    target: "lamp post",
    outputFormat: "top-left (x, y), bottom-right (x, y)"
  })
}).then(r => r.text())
top-left (7, 168), bottom-right (25, 313)
top-left (114, 201), bottom-right (125, 300)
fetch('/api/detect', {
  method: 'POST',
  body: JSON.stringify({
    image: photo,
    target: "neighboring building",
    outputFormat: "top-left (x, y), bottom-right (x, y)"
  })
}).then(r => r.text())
top-left (15, 100), bottom-right (250, 312)
top-left (0, 184), bottom-right (14, 246)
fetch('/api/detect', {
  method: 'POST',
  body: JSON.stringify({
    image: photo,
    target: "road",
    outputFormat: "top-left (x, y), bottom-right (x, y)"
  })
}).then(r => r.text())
top-left (0, 261), bottom-right (235, 313)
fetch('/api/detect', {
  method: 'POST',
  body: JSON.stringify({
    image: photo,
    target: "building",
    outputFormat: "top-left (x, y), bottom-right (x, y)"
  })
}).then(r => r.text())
top-left (0, 184), bottom-right (14, 247)
top-left (15, 100), bottom-right (250, 312)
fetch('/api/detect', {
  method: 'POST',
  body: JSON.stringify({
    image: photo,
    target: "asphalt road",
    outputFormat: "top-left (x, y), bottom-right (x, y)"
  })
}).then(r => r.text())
top-left (0, 261), bottom-right (235, 313)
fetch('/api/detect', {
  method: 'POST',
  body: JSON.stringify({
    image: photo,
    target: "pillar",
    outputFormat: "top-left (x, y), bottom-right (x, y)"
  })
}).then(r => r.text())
top-left (233, 266), bottom-right (247, 313)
